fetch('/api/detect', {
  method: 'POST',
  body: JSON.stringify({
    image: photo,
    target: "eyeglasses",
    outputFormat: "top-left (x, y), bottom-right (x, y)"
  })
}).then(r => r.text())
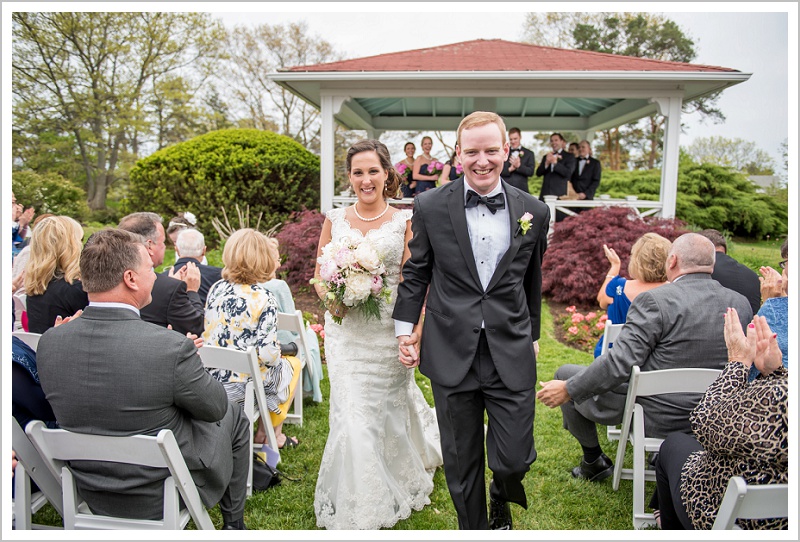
top-left (779, 260), bottom-right (787, 270)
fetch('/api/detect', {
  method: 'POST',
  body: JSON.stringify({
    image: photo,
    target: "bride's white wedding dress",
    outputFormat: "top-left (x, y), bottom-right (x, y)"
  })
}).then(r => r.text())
top-left (314, 207), bottom-right (442, 530)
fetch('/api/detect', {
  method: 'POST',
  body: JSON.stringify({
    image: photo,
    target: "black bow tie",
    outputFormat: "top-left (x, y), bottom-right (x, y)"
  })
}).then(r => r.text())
top-left (579, 157), bottom-right (588, 161)
top-left (510, 148), bottom-right (521, 152)
top-left (465, 190), bottom-right (505, 214)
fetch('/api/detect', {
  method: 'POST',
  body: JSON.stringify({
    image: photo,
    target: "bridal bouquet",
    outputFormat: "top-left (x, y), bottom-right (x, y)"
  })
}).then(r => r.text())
top-left (310, 236), bottom-right (392, 324)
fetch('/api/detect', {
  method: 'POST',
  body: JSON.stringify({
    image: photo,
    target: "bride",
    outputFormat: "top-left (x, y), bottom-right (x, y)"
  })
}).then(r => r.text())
top-left (313, 139), bottom-right (442, 530)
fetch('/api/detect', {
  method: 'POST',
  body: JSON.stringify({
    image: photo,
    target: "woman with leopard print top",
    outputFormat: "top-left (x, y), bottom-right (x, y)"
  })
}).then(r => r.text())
top-left (654, 309), bottom-right (787, 529)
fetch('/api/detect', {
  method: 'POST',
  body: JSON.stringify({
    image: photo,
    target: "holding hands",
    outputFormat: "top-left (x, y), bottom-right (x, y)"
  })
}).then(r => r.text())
top-left (398, 332), bottom-right (420, 369)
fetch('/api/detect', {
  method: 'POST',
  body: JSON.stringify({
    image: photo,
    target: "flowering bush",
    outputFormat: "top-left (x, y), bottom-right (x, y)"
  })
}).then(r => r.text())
top-left (275, 209), bottom-right (325, 291)
top-left (558, 306), bottom-right (608, 353)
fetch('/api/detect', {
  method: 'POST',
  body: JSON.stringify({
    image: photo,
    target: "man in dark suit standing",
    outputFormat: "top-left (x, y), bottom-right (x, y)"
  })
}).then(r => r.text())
top-left (571, 140), bottom-right (602, 202)
top-left (697, 229), bottom-right (761, 316)
top-left (394, 111), bottom-right (550, 530)
top-left (118, 212), bottom-right (205, 336)
top-left (171, 228), bottom-right (222, 306)
top-left (535, 132), bottom-right (576, 200)
top-left (537, 233), bottom-right (753, 482)
top-left (500, 127), bottom-right (535, 193)
top-left (37, 228), bottom-right (250, 529)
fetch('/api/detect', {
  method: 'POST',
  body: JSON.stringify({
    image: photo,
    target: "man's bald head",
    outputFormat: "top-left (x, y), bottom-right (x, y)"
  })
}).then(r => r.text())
top-left (665, 233), bottom-right (715, 281)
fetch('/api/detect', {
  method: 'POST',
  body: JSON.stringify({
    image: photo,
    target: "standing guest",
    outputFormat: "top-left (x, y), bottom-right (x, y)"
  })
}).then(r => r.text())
top-left (171, 228), bottom-right (222, 306)
top-left (538, 233), bottom-right (753, 482)
top-left (203, 229), bottom-right (302, 451)
top-left (571, 140), bottom-right (602, 203)
top-left (653, 312), bottom-right (787, 530)
top-left (397, 141), bottom-right (417, 197)
top-left (438, 151), bottom-right (462, 185)
top-left (568, 142), bottom-right (580, 158)
top-left (536, 132), bottom-right (576, 221)
top-left (394, 112), bottom-right (550, 530)
top-left (118, 212), bottom-right (204, 336)
top-left (501, 127), bottom-right (536, 194)
top-left (412, 135), bottom-right (440, 195)
top-left (697, 229), bottom-right (761, 316)
top-left (594, 233), bottom-right (672, 357)
top-left (24, 216), bottom-right (89, 333)
top-left (36, 228), bottom-right (250, 529)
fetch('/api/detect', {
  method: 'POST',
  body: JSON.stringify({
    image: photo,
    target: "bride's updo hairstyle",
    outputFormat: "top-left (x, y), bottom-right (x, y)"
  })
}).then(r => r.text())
top-left (346, 139), bottom-right (402, 200)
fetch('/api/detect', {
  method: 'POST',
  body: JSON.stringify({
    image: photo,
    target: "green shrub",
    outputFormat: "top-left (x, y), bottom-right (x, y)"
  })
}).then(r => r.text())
top-left (12, 170), bottom-right (91, 222)
top-left (599, 164), bottom-right (787, 239)
top-left (125, 129), bottom-right (320, 247)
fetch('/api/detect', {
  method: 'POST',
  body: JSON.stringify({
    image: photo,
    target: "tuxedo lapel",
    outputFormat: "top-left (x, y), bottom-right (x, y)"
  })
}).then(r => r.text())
top-left (446, 179), bottom-right (482, 289)
top-left (486, 182), bottom-right (524, 292)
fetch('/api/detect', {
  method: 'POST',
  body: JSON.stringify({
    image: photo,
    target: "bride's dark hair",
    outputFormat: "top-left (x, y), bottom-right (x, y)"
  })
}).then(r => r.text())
top-left (346, 139), bottom-right (402, 200)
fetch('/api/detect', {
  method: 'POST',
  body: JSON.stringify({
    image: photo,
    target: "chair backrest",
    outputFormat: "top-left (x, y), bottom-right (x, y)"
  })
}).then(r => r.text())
top-left (13, 292), bottom-right (27, 311)
top-left (600, 322), bottom-right (624, 357)
top-left (712, 476), bottom-right (789, 529)
top-left (12, 331), bottom-right (42, 351)
top-left (25, 420), bottom-right (214, 530)
top-left (277, 310), bottom-right (314, 379)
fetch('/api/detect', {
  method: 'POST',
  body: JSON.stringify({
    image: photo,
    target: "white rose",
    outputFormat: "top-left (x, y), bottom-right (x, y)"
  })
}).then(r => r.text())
top-left (354, 241), bottom-right (382, 273)
top-left (342, 272), bottom-right (373, 306)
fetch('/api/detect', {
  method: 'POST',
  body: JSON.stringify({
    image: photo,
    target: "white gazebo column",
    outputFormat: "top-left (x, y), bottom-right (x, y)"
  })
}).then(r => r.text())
top-left (320, 95), bottom-right (349, 212)
top-left (651, 96), bottom-right (683, 219)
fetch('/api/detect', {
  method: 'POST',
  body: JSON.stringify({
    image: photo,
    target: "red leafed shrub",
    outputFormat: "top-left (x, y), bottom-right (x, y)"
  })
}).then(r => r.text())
top-left (275, 209), bottom-right (325, 291)
top-left (542, 207), bottom-right (688, 306)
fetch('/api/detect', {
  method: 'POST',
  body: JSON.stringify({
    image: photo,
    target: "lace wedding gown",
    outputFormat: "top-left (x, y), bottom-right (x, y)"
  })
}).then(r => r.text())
top-left (314, 207), bottom-right (443, 530)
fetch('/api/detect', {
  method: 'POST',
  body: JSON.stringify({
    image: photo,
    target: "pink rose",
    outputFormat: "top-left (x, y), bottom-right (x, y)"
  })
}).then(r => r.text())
top-left (568, 326), bottom-right (579, 335)
top-left (586, 312), bottom-right (597, 320)
top-left (310, 324), bottom-right (324, 333)
top-left (582, 325), bottom-right (590, 332)
top-left (456, 163), bottom-right (463, 174)
top-left (566, 305), bottom-right (576, 313)
top-left (319, 330), bottom-right (325, 339)
top-left (599, 314), bottom-right (609, 322)
top-left (520, 212), bottom-right (533, 222)
top-left (571, 313), bottom-right (585, 323)
top-left (595, 321), bottom-right (606, 330)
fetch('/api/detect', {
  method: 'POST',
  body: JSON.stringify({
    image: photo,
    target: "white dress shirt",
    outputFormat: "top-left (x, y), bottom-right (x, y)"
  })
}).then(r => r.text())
top-left (88, 301), bottom-right (140, 316)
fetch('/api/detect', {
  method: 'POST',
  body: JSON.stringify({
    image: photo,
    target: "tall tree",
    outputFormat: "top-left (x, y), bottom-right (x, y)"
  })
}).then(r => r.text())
top-left (12, 12), bottom-right (225, 210)
top-left (521, 12), bottom-right (724, 170)
top-left (225, 21), bottom-right (340, 152)
top-left (683, 136), bottom-right (776, 175)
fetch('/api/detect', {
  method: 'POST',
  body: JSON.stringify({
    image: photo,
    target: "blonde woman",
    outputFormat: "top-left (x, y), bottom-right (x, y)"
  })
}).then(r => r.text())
top-left (24, 216), bottom-right (88, 333)
top-left (594, 232), bottom-right (672, 357)
top-left (203, 228), bottom-right (301, 449)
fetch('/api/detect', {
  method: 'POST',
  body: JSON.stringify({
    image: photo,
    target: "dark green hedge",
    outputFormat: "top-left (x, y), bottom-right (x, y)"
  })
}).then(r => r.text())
top-left (125, 129), bottom-right (320, 245)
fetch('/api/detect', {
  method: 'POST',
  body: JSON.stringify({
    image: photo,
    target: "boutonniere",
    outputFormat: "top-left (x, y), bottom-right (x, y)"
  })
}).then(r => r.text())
top-left (518, 151), bottom-right (524, 157)
top-left (515, 212), bottom-right (533, 237)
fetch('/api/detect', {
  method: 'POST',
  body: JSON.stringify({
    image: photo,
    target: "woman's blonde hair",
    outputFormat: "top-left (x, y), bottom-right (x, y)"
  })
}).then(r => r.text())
top-left (628, 232), bottom-right (672, 283)
top-left (24, 216), bottom-right (84, 295)
top-left (221, 228), bottom-right (276, 285)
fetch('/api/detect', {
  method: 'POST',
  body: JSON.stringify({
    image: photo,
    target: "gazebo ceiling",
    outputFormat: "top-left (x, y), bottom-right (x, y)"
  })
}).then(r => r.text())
top-left (270, 39), bottom-right (750, 133)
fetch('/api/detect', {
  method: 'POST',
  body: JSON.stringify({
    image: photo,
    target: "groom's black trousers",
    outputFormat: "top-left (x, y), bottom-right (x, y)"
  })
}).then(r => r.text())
top-left (431, 331), bottom-right (537, 529)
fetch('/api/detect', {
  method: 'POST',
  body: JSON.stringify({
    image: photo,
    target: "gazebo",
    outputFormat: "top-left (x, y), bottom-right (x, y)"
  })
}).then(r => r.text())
top-left (270, 39), bottom-right (750, 218)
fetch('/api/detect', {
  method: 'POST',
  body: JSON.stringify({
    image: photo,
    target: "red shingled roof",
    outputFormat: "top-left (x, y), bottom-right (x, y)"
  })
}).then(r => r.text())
top-left (285, 39), bottom-right (736, 73)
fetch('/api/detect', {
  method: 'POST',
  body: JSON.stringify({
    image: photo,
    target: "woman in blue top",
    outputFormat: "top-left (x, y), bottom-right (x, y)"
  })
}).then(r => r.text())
top-left (594, 233), bottom-right (672, 357)
top-left (749, 238), bottom-right (788, 380)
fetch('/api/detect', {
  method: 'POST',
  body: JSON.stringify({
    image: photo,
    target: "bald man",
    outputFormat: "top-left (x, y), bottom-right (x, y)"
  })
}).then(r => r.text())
top-left (537, 233), bottom-right (753, 482)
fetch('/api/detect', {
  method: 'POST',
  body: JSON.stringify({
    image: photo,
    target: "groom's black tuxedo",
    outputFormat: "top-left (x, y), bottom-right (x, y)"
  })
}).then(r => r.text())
top-left (394, 177), bottom-right (550, 528)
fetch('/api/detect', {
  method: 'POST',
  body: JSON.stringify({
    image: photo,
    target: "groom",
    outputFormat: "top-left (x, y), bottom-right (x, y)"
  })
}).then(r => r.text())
top-left (393, 111), bottom-right (550, 529)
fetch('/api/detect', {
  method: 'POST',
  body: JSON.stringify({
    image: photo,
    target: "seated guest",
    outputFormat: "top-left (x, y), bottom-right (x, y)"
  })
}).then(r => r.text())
top-left (167, 212), bottom-right (208, 265)
top-left (118, 212), bottom-right (204, 336)
top-left (749, 238), bottom-right (788, 380)
top-left (171, 228), bottom-right (222, 306)
top-left (698, 229), bottom-right (761, 315)
top-left (594, 233), bottom-right (671, 357)
top-left (203, 229), bottom-right (302, 450)
top-left (36, 229), bottom-right (250, 529)
top-left (12, 336), bottom-right (57, 430)
top-left (261, 237), bottom-right (324, 403)
top-left (537, 233), bottom-right (753, 481)
top-left (654, 311), bottom-right (787, 530)
top-left (24, 216), bottom-right (89, 333)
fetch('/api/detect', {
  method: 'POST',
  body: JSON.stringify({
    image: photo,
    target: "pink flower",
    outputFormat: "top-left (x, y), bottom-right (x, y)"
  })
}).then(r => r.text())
top-left (395, 162), bottom-right (408, 174)
top-left (565, 306), bottom-right (576, 313)
top-left (568, 326), bottom-right (579, 335)
top-left (585, 312), bottom-right (597, 320)
top-left (599, 314), bottom-right (609, 322)
top-left (571, 313), bottom-right (585, 323)
top-left (455, 163), bottom-right (463, 174)
top-left (595, 321), bottom-right (606, 330)
top-left (310, 324), bottom-right (324, 334)
top-left (319, 330), bottom-right (325, 339)
top-left (582, 325), bottom-right (590, 332)
top-left (370, 274), bottom-right (383, 295)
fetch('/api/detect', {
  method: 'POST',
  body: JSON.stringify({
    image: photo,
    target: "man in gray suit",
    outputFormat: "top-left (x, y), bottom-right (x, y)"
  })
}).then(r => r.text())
top-left (37, 228), bottom-right (250, 529)
top-left (537, 233), bottom-right (752, 482)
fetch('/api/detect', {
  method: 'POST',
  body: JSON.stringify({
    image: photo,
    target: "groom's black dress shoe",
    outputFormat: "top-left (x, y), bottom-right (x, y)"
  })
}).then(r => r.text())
top-left (571, 453), bottom-right (614, 482)
top-left (489, 497), bottom-right (512, 530)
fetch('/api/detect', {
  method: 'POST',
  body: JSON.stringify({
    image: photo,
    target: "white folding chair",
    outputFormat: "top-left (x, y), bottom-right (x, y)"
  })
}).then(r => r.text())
top-left (25, 420), bottom-right (215, 530)
top-left (12, 331), bottom-right (42, 351)
top-left (600, 322), bottom-right (625, 442)
top-left (13, 293), bottom-right (27, 330)
top-left (611, 366), bottom-right (721, 529)
top-left (12, 419), bottom-right (63, 530)
top-left (712, 476), bottom-right (789, 530)
top-left (198, 344), bottom-right (281, 494)
top-left (277, 310), bottom-right (312, 426)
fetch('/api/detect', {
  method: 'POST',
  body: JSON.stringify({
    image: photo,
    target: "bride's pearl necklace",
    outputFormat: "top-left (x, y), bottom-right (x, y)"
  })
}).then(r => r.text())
top-left (354, 202), bottom-right (390, 222)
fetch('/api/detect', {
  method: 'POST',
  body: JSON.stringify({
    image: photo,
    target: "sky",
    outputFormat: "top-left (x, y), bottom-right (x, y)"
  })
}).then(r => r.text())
top-left (210, 2), bottom-right (795, 171)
